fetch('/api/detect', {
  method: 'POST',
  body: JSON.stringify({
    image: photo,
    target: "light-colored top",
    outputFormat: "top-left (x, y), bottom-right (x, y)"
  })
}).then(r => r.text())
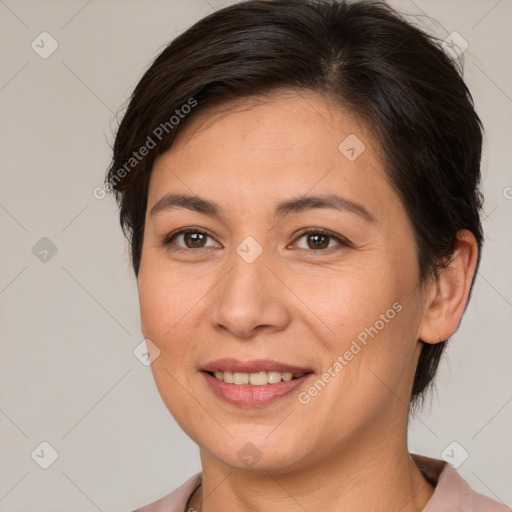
top-left (133, 453), bottom-right (510, 512)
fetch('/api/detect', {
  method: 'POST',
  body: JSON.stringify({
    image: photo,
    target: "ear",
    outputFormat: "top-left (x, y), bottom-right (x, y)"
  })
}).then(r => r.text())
top-left (418, 230), bottom-right (479, 344)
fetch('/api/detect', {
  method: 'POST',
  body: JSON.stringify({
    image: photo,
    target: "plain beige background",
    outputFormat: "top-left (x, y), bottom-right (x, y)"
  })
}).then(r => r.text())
top-left (0, 0), bottom-right (511, 510)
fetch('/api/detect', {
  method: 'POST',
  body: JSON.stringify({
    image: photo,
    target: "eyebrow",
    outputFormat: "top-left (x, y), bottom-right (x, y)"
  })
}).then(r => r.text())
top-left (150, 193), bottom-right (375, 223)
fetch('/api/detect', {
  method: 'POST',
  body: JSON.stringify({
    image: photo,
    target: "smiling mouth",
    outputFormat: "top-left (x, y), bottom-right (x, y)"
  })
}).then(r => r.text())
top-left (200, 359), bottom-right (313, 406)
top-left (207, 370), bottom-right (307, 385)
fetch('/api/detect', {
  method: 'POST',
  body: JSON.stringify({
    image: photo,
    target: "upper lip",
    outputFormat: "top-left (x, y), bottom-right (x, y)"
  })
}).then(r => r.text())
top-left (201, 358), bottom-right (312, 374)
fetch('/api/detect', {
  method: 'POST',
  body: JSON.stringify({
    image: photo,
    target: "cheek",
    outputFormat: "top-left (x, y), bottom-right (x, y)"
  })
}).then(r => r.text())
top-left (294, 258), bottom-right (409, 340)
top-left (298, 252), bottom-right (421, 391)
top-left (137, 258), bottom-right (222, 376)
top-left (138, 257), bottom-right (204, 339)
top-left (137, 265), bottom-right (207, 430)
top-left (138, 266), bottom-right (186, 370)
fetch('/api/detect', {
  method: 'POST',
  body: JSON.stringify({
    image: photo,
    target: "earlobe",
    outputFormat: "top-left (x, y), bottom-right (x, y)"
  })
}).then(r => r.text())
top-left (418, 230), bottom-right (479, 345)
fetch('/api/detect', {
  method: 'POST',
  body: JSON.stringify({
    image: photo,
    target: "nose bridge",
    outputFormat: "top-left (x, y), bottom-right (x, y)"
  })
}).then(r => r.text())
top-left (210, 237), bottom-right (290, 337)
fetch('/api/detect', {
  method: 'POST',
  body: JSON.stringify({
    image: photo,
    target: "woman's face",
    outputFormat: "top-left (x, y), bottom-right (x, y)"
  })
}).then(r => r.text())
top-left (138, 90), bottom-right (429, 471)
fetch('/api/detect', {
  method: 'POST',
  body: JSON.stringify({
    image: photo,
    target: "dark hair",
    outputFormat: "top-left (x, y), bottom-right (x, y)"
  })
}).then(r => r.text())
top-left (106, 0), bottom-right (484, 406)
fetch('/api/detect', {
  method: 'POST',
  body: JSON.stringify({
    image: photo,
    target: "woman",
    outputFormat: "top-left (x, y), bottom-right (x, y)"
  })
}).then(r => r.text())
top-left (105, 1), bottom-right (508, 510)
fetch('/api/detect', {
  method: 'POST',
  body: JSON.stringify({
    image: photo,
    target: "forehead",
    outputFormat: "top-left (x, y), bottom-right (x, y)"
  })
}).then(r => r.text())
top-left (171, 90), bottom-right (371, 157)
top-left (148, 90), bottom-right (398, 220)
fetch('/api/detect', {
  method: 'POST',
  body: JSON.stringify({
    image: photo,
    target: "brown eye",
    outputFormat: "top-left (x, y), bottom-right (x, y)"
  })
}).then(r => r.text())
top-left (183, 232), bottom-right (207, 248)
top-left (305, 233), bottom-right (330, 250)
top-left (293, 228), bottom-right (350, 252)
top-left (162, 228), bottom-right (220, 251)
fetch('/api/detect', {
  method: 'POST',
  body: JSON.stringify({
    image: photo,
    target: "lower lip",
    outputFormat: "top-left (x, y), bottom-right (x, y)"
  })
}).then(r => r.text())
top-left (202, 371), bottom-right (312, 407)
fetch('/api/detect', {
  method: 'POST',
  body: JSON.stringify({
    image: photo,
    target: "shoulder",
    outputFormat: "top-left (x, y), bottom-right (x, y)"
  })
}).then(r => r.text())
top-left (132, 472), bottom-right (202, 512)
top-left (412, 453), bottom-right (510, 512)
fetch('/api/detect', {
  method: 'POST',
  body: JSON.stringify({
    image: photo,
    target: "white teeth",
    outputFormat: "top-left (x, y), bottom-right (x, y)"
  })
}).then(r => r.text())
top-left (233, 372), bottom-right (249, 385)
top-left (249, 372), bottom-right (268, 385)
top-left (267, 371), bottom-right (282, 384)
top-left (211, 370), bottom-right (305, 385)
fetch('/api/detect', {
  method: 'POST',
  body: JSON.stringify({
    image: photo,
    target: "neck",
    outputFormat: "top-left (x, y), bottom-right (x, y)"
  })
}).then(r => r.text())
top-left (189, 421), bottom-right (434, 512)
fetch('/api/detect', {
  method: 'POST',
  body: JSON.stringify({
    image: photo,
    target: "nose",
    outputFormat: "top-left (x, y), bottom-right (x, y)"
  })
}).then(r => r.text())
top-left (209, 249), bottom-right (291, 339)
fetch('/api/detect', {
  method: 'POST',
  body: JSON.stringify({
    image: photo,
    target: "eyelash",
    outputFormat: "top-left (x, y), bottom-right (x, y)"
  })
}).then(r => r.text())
top-left (160, 227), bottom-right (352, 254)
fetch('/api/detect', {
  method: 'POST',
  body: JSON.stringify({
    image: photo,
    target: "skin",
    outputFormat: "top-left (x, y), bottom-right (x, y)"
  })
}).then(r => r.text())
top-left (137, 89), bottom-right (478, 512)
